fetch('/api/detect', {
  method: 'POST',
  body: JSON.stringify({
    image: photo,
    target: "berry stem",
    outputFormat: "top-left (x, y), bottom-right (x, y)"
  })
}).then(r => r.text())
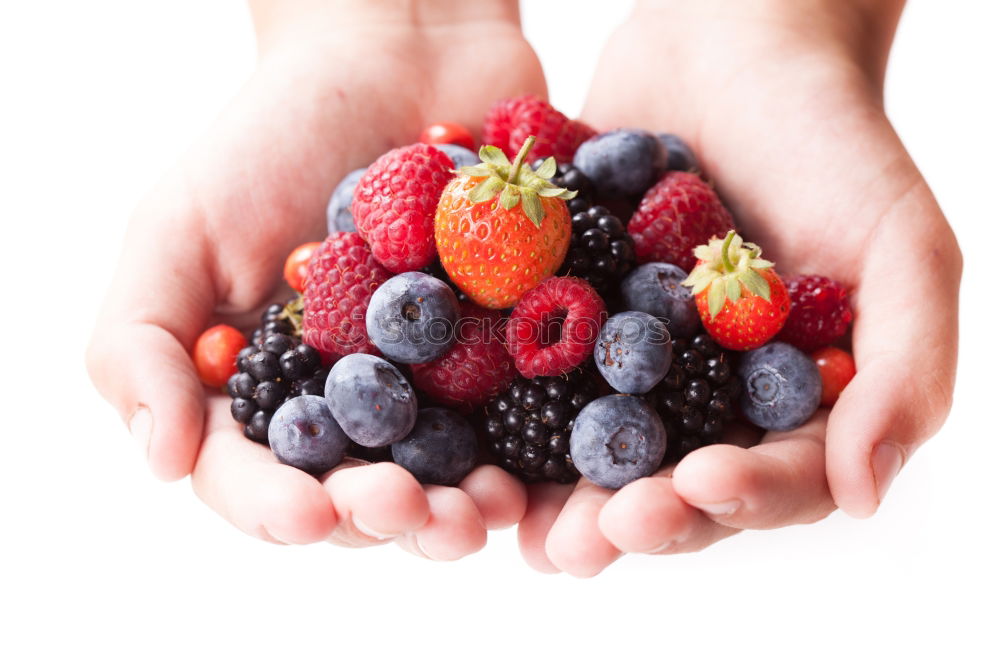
top-left (720, 230), bottom-right (737, 273)
top-left (507, 135), bottom-right (536, 184)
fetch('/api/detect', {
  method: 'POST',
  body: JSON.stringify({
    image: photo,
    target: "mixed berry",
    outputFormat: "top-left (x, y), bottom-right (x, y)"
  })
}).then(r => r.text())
top-left (191, 98), bottom-right (857, 489)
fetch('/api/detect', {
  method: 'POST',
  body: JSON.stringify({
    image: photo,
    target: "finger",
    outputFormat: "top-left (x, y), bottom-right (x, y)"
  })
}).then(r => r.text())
top-left (458, 465), bottom-right (528, 530)
top-left (827, 183), bottom-right (961, 518)
top-left (190, 397), bottom-right (338, 544)
top-left (517, 483), bottom-right (575, 574)
top-left (544, 481), bottom-right (621, 578)
top-left (598, 471), bottom-right (737, 553)
top-left (672, 413), bottom-right (836, 529)
top-left (396, 485), bottom-right (487, 561)
top-left (321, 462), bottom-right (430, 547)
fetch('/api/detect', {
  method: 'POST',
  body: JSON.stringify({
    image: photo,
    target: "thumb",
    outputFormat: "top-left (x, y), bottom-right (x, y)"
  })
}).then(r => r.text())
top-left (825, 180), bottom-right (962, 517)
top-left (86, 205), bottom-right (215, 481)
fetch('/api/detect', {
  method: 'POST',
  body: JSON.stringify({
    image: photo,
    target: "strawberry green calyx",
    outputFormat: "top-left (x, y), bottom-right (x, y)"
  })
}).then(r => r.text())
top-left (682, 230), bottom-right (777, 319)
top-left (460, 135), bottom-right (576, 226)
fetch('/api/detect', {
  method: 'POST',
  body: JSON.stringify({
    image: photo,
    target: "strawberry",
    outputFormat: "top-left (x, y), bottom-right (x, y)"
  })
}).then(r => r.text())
top-left (483, 96), bottom-right (595, 163)
top-left (682, 231), bottom-right (790, 351)
top-left (628, 171), bottom-right (735, 272)
top-left (351, 143), bottom-right (454, 273)
top-left (434, 137), bottom-right (574, 309)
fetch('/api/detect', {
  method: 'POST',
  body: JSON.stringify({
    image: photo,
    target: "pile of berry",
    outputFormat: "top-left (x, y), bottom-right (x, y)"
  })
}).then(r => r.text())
top-left (192, 96), bottom-right (856, 490)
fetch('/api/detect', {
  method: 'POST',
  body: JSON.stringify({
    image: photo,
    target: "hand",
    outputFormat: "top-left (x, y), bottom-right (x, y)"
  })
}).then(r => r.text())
top-left (86, 0), bottom-right (545, 557)
top-left (519, 0), bottom-right (962, 576)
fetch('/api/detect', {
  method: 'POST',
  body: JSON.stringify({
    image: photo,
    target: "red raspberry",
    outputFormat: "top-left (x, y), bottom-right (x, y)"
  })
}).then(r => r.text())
top-left (778, 274), bottom-right (853, 352)
top-left (628, 172), bottom-right (735, 272)
top-left (482, 96), bottom-right (596, 163)
top-left (351, 143), bottom-right (454, 273)
top-left (411, 303), bottom-right (517, 410)
top-left (812, 346), bottom-right (856, 406)
top-left (302, 232), bottom-right (391, 364)
top-left (505, 277), bottom-right (607, 378)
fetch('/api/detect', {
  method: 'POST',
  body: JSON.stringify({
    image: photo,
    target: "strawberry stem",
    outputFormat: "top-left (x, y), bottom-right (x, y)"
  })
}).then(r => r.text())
top-left (507, 135), bottom-right (536, 184)
top-left (720, 230), bottom-right (737, 273)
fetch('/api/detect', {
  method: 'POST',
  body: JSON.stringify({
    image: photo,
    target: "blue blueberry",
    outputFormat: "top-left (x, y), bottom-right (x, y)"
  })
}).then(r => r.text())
top-left (572, 129), bottom-right (667, 199)
top-left (656, 133), bottom-right (698, 172)
top-left (620, 262), bottom-right (699, 339)
top-left (391, 408), bottom-right (478, 486)
top-left (267, 395), bottom-right (350, 476)
top-left (737, 342), bottom-right (822, 431)
top-left (436, 143), bottom-right (479, 169)
top-left (594, 311), bottom-right (672, 394)
top-left (366, 272), bottom-right (459, 363)
top-left (326, 167), bottom-right (367, 234)
top-left (570, 395), bottom-right (667, 489)
top-left (325, 354), bottom-right (417, 447)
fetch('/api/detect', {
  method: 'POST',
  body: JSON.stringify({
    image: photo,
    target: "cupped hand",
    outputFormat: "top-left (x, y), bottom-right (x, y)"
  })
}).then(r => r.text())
top-left (520, 0), bottom-right (962, 576)
top-left (87, 2), bottom-right (545, 556)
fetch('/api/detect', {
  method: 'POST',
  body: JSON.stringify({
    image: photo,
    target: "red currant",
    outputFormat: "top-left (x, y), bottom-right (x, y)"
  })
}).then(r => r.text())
top-left (194, 324), bottom-right (247, 388)
top-left (283, 241), bottom-right (322, 292)
top-left (419, 122), bottom-right (475, 152)
top-left (811, 346), bottom-right (856, 407)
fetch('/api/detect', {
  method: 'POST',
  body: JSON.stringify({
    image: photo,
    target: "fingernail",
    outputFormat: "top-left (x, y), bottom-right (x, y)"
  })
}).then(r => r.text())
top-left (413, 535), bottom-right (436, 560)
top-left (690, 499), bottom-right (741, 516)
top-left (648, 539), bottom-right (681, 554)
top-left (872, 441), bottom-right (904, 502)
top-left (353, 516), bottom-right (395, 541)
top-left (128, 407), bottom-right (152, 456)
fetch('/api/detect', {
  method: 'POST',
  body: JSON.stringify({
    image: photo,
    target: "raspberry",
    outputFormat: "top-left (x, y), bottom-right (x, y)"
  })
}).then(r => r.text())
top-left (411, 303), bottom-right (517, 410)
top-left (302, 232), bottom-right (391, 364)
top-left (811, 346), bottom-right (856, 406)
top-left (351, 143), bottom-right (454, 273)
top-left (628, 171), bottom-right (735, 272)
top-left (483, 96), bottom-right (595, 163)
top-left (506, 277), bottom-right (607, 378)
top-left (777, 274), bottom-right (853, 352)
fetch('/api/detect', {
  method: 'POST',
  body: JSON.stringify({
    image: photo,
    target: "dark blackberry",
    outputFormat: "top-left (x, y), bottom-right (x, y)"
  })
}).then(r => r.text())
top-left (531, 160), bottom-right (595, 215)
top-left (644, 333), bottom-right (741, 464)
top-left (559, 205), bottom-right (637, 298)
top-left (251, 297), bottom-right (303, 347)
top-left (228, 322), bottom-right (329, 445)
top-left (484, 369), bottom-right (599, 483)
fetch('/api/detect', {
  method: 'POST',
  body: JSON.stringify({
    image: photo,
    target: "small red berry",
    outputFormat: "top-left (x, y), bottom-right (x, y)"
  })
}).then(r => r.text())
top-left (506, 277), bottom-right (607, 378)
top-left (283, 241), bottom-right (322, 292)
top-left (420, 122), bottom-right (475, 152)
top-left (778, 274), bottom-right (853, 352)
top-left (812, 346), bottom-right (856, 407)
top-left (193, 324), bottom-right (247, 388)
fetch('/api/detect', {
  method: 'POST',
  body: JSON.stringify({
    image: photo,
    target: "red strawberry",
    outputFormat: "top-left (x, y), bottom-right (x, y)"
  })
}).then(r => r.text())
top-left (483, 96), bottom-right (595, 163)
top-left (434, 137), bottom-right (573, 309)
top-left (812, 346), bottom-right (856, 407)
top-left (411, 302), bottom-right (517, 410)
top-left (778, 274), bottom-right (853, 351)
top-left (302, 232), bottom-right (391, 363)
top-left (628, 171), bottom-right (735, 272)
top-left (682, 231), bottom-right (790, 351)
top-left (351, 143), bottom-right (454, 273)
top-left (505, 277), bottom-right (606, 378)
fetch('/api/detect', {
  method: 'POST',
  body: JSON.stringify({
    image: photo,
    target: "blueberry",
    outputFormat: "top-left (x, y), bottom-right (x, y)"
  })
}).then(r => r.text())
top-left (594, 311), bottom-right (672, 394)
top-left (325, 354), bottom-right (418, 447)
top-left (435, 143), bottom-right (479, 169)
top-left (737, 342), bottom-right (822, 431)
top-left (267, 395), bottom-right (350, 476)
top-left (572, 129), bottom-right (667, 199)
top-left (326, 167), bottom-right (367, 234)
top-left (620, 263), bottom-right (699, 340)
top-left (570, 395), bottom-right (667, 489)
top-left (390, 408), bottom-right (478, 486)
top-left (656, 133), bottom-right (698, 172)
top-left (366, 272), bottom-right (459, 363)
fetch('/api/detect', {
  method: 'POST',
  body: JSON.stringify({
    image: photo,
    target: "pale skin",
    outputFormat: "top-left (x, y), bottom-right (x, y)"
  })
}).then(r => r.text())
top-left (86, 0), bottom-right (960, 570)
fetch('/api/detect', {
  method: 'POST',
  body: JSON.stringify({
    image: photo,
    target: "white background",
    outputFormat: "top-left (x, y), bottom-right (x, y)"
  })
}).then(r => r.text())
top-left (2, 1), bottom-right (998, 664)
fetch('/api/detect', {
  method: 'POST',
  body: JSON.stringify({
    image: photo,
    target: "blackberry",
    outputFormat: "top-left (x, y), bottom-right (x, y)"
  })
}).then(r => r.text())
top-left (644, 333), bottom-right (741, 464)
top-left (531, 160), bottom-right (595, 216)
top-left (559, 204), bottom-right (637, 298)
top-left (483, 368), bottom-right (600, 483)
top-left (228, 303), bottom-right (329, 444)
